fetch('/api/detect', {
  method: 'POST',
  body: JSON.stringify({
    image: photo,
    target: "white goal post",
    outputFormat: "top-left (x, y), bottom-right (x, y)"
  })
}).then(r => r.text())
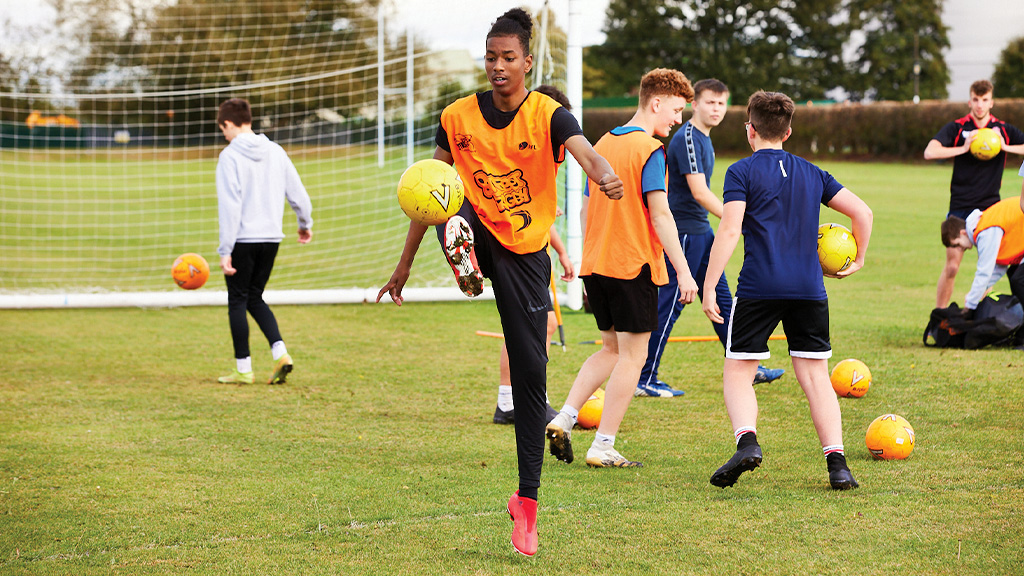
top-left (0, 1), bottom-right (584, 309)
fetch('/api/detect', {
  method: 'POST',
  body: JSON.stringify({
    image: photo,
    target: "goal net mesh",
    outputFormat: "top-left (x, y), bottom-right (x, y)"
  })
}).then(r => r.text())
top-left (0, 0), bottom-right (569, 306)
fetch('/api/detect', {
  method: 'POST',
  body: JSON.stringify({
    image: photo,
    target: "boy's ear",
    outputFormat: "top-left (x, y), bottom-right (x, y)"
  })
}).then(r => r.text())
top-left (782, 127), bottom-right (793, 141)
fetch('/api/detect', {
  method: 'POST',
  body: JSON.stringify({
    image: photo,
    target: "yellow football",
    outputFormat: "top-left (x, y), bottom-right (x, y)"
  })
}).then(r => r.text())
top-left (171, 253), bottom-right (209, 290)
top-left (396, 159), bottom-right (465, 226)
top-left (970, 127), bottom-right (1002, 161)
top-left (817, 223), bottom-right (857, 276)
top-left (865, 414), bottom-right (915, 460)
top-left (830, 358), bottom-right (872, 398)
top-left (576, 388), bottom-right (605, 429)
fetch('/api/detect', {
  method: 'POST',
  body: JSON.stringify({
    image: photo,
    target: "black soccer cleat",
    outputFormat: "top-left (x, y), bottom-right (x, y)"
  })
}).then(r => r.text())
top-left (710, 444), bottom-right (763, 488)
top-left (493, 405), bottom-right (515, 425)
top-left (827, 453), bottom-right (859, 490)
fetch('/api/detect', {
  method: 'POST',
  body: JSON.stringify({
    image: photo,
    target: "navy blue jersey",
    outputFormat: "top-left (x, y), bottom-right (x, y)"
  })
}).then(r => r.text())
top-left (723, 149), bottom-right (843, 300)
top-left (667, 121), bottom-right (715, 234)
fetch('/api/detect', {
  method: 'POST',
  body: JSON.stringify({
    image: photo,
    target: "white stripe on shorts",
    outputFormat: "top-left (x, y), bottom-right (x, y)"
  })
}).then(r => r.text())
top-left (791, 349), bottom-right (833, 359)
top-left (725, 297), bottom-right (771, 360)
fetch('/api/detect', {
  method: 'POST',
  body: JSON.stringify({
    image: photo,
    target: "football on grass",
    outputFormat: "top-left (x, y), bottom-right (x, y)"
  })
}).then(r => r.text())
top-left (865, 414), bottom-right (915, 460)
top-left (172, 253), bottom-right (209, 290)
top-left (817, 223), bottom-right (857, 276)
top-left (576, 389), bottom-right (605, 429)
top-left (396, 159), bottom-right (465, 226)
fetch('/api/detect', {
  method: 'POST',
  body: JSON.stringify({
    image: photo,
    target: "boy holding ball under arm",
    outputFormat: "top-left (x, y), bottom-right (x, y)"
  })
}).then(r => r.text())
top-left (702, 91), bottom-right (873, 490)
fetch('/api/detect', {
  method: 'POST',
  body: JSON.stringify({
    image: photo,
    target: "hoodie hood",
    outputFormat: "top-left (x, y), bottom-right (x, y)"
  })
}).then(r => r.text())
top-left (229, 132), bottom-right (271, 162)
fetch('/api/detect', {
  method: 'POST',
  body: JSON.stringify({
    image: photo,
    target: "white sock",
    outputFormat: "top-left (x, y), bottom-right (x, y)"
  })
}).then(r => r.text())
top-left (823, 444), bottom-right (845, 456)
top-left (497, 385), bottom-right (514, 411)
top-left (734, 426), bottom-right (757, 445)
top-left (594, 432), bottom-right (615, 447)
top-left (236, 357), bottom-right (252, 373)
top-left (560, 404), bottom-right (579, 424)
top-left (271, 341), bottom-right (287, 361)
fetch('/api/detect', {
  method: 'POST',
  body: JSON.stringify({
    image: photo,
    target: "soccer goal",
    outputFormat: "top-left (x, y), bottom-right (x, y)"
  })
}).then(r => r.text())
top-left (0, 1), bottom-right (584, 309)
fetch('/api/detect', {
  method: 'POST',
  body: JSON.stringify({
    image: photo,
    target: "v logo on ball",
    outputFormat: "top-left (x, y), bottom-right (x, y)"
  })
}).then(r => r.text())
top-left (430, 184), bottom-right (453, 212)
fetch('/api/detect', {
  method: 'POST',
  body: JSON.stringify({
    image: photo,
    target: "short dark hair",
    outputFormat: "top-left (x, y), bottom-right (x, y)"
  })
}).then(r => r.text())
top-left (535, 84), bottom-right (571, 110)
top-left (693, 78), bottom-right (729, 100)
top-left (970, 79), bottom-right (994, 97)
top-left (941, 216), bottom-right (967, 247)
top-left (747, 91), bottom-right (794, 142)
top-left (217, 98), bottom-right (251, 127)
top-left (487, 8), bottom-right (532, 55)
top-left (638, 68), bottom-right (694, 107)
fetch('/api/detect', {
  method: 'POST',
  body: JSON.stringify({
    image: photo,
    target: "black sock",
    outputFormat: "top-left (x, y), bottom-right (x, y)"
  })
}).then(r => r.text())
top-left (826, 452), bottom-right (849, 472)
top-left (518, 487), bottom-right (538, 501)
top-left (737, 431), bottom-right (759, 450)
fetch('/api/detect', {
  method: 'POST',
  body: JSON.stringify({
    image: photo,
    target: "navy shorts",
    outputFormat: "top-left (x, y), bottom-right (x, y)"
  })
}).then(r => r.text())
top-left (582, 264), bottom-right (659, 333)
top-left (726, 298), bottom-right (831, 360)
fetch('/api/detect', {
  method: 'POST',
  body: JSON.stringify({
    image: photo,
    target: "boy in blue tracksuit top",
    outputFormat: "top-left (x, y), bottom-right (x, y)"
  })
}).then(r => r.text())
top-left (702, 91), bottom-right (873, 490)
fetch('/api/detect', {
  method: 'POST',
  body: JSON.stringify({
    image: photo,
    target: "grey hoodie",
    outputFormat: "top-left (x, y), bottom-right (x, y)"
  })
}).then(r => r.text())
top-left (216, 132), bottom-right (313, 257)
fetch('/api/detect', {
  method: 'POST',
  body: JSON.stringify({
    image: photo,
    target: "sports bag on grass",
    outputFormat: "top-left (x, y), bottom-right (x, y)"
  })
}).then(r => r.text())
top-left (923, 294), bottom-right (1023, 349)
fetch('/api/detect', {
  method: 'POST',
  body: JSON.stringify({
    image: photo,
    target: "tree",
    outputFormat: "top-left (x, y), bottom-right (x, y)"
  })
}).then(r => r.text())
top-left (67, 0), bottom-right (389, 132)
top-left (585, 0), bottom-right (684, 97)
top-left (993, 36), bottom-right (1024, 98)
top-left (585, 0), bottom-right (851, 103)
top-left (847, 0), bottom-right (949, 101)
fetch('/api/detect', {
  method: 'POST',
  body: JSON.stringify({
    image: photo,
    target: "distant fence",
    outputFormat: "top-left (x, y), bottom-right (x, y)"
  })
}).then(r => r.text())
top-left (582, 99), bottom-right (1024, 162)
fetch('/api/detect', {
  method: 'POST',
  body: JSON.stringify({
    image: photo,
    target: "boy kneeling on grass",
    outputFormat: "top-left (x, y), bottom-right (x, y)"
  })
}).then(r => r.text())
top-left (702, 90), bottom-right (873, 490)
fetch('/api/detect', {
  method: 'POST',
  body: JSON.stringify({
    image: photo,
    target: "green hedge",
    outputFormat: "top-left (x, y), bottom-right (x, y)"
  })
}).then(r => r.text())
top-left (582, 99), bottom-right (1024, 163)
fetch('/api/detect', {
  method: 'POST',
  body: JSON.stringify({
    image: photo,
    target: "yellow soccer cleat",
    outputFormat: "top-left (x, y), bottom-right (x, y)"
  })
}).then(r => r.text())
top-left (268, 354), bottom-right (293, 385)
top-left (218, 370), bottom-right (254, 385)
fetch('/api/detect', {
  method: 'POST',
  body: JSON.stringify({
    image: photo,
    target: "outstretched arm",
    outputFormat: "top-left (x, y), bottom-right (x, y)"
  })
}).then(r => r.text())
top-left (564, 134), bottom-right (623, 200)
top-left (826, 188), bottom-right (873, 278)
top-left (376, 147), bottom-right (451, 305)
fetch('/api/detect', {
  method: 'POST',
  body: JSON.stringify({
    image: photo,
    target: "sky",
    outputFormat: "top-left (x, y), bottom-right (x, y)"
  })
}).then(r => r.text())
top-left (386, 0), bottom-right (610, 58)
top-left (2, 0), bottom-right (1021, 100)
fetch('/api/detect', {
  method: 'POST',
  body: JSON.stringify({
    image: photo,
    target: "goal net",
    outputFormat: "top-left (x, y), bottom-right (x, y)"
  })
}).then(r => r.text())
top-left (0, 0), bottom-right (573, 308)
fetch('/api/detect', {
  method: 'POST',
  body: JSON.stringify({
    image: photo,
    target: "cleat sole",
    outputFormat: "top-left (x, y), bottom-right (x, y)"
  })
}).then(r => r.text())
top-left (545, 425), bottom-right (574, 464)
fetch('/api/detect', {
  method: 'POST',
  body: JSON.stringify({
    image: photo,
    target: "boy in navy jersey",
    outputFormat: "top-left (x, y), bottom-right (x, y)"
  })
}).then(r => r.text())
top-left (702, 91), bottom-right (873, 490)
top-left (924, 80), bottom-right (1024, 308)
top-left (636, 78), bottom-right (784, 398)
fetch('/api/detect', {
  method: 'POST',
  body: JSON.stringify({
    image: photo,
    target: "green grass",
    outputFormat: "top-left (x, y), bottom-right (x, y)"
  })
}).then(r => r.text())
top-left (2, 159), bottom-right (1024, 574)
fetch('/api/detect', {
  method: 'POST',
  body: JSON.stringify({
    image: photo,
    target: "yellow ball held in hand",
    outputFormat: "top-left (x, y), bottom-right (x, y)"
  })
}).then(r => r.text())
top-left (970, 127), bottom-right (1002, 161)
top-left (396, 159), bottom-right (465, 226)
top-left (817, 223), bottom-right (857, 276)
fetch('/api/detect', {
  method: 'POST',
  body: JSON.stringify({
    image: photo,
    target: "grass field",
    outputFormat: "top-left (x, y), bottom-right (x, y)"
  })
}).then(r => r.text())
top-left (2, 160), bottom-right (1024, 575)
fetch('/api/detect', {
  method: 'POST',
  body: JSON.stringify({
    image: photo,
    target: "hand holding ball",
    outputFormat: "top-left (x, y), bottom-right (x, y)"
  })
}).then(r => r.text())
top-left (817, 223), bottom-right (857, 276)
top-left (969, 128), bottom-right (1002, 161)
